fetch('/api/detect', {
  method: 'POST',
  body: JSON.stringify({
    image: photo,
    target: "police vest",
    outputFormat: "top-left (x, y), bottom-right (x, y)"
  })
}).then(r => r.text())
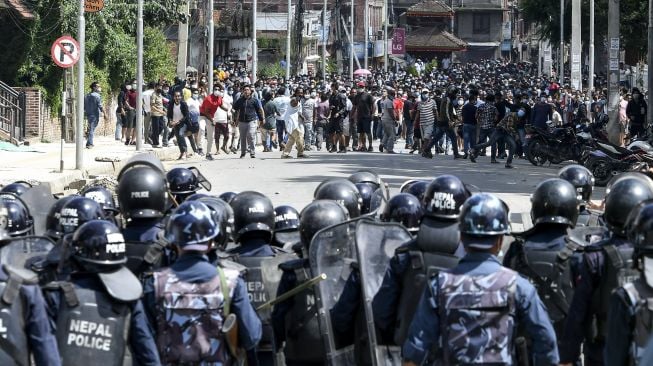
top-left (54, 283), bottom-right (130, 366)
top-left (437, 267), bottom-right (518, 364)
top-left (591, 243), bottom-right (639, 341)
top-left (0, 270), bottom-right (30, 366)
top-left (124, 230), bottom-right (169, 278)
top-left (153, 267), bottom-right (237, 364)
top-left (623, 278), bottom-right (653, 365)
top-left (279, 259), bottom-right (325, 363)
top-left (575, 209), bottom-right (602, 227)
top-left (510, 238), bottom-right (577, 325)
top-left (394, 248), bottom-right (459, 346)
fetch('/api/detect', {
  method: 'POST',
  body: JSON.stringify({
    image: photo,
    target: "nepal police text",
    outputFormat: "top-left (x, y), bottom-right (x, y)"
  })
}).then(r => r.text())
top-left (430, 192), bottom-right (456, 210)
top-left (66, 320), bottom-right (113, 351)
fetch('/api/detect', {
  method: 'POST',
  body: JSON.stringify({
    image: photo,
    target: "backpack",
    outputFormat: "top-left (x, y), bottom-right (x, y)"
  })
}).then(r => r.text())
top-left (153, 267), bottom-right (237, 364)
top-left (437, 267), bottom-right (518, 364)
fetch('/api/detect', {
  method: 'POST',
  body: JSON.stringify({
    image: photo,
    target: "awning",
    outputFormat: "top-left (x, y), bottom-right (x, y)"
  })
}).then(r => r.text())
top-left (389, 55), bottom-right (407, 65)
top-left (466, 41), bottom-right (500, 47)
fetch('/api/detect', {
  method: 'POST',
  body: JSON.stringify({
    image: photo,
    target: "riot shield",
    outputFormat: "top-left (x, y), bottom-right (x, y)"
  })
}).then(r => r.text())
top-left (20, 186), bottom-right (56, 236)
top-left (355, 220), bottom-right (412, 366)
top-left (309, 218), bottom-right (365, 365)
top-left (187, 166), bottom-right (212, 192)
top-left (0, 236), bottom-right (55, 270)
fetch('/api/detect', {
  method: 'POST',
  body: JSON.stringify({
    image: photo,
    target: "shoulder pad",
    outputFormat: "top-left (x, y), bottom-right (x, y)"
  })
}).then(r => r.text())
top-left (219, 259), bottom-right (247, 274)
top-left (279, 258), bottom-right (307, 271)
top-left (2, 264), bottom-right (37, 285)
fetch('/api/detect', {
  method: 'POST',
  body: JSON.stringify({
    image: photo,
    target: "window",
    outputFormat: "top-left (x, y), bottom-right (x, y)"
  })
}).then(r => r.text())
top-left (473, 13), bottom-right (491, 35)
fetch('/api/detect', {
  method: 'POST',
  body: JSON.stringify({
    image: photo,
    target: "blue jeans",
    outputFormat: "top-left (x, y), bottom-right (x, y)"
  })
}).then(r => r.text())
top-left (463, 124), bottom-right (476, 154)
top-left (405, 119), bottom-right (414, 145)
top-left (474, 129), bottom-right (517, 163)
top-left (86, 115), bottom-right (98, 146)
top-left (427, 126), bottom-right (459, 156)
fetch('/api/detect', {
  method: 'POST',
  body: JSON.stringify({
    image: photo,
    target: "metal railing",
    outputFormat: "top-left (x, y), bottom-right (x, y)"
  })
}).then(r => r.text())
top-left (0, 81), bottom-right (26, 144)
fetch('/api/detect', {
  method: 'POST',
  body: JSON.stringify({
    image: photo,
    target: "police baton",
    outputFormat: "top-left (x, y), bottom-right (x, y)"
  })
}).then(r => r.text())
top-left (256, 273), bottom-right (327, 312)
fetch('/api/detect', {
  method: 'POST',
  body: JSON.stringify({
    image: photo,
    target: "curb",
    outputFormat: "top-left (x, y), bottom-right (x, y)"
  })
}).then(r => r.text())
top-left (43, 146), bottom-right (180, 194)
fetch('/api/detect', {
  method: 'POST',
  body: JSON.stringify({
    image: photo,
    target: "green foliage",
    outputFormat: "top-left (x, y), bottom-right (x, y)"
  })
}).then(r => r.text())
top-left (325, 58), bottom-right (337, 74)
top-left (425, 60), bottom-right (438, 74)
top-left (0, 0), bottom-right (185, 114)
top-left (406, 65), bottom-right (418, 77)
top-left (258, 63), bottom-right (285, 78)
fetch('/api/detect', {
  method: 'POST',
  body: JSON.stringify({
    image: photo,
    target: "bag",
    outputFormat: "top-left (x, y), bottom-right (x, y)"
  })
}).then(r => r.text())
top-left (437, 267), bottom-right (518, 364)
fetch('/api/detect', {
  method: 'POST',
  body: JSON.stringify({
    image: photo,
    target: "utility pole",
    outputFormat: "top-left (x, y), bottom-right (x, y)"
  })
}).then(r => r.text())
top-left (606, 0), bottom-right (621, 145)
top-left (384, 0), bottom-right (388, 73)
top-left (646, 0), bottom-right (653, 124)
top-left (136, 0), bottom-right (143, 151)
top-left (538, 41), bottom-right (542, 77)
top-left (589, 0), bottom-right (595, 93)
top-left (177, 1), bottom-right (190, 78)
top-left (322, 0), bottom-right (327, 80)
top-left (286, 0), bottom-right (291, 80)
top-left (76, 0), bottom-right (85, 169)
top-left (350, 0), bottom-right (354, 79)
top-left (364, 0), bottom-right (368, 70)
top-left (559, 0), bottom-right (564, 85)
top-left (209, 0), bottom-right (215, 88)
top-left (570, 0), bottom-right (581, 91)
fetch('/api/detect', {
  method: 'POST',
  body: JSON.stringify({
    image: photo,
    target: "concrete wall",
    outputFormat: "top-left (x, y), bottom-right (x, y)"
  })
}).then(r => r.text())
top-left (455, 11), bottom-right (502, 43)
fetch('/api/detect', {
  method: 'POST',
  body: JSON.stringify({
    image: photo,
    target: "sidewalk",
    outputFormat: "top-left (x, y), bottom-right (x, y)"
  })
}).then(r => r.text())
top-left (0, 136), bottom-right (179, 193)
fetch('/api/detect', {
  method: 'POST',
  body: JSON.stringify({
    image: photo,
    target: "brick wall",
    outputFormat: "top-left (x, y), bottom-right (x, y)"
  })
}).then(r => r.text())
top-left (16, 87), bottom-right (117, 144)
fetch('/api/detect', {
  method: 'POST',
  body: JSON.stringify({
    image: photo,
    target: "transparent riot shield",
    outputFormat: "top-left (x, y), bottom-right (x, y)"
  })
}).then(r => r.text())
top-left (20, 186), bottom-right (56, 236)
top-left (0, 236), bottom-right (55, 270)
top-left (355, 220), bottom-right (412, 366)
top-left (309, 218), bottom-right (365, 365)
top-left (260, 252), bottom-right (299, 313)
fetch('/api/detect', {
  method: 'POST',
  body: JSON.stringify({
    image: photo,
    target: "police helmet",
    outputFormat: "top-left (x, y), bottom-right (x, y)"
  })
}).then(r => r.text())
top-left (355, 183), bottom-right (376, 215)
top-left (0, 194), bottom-right (34, 237)
top-left (348, 170), bottom-right (388, 197)
top-left (604, 177), bottom-right (653, 236)
top-left (274, 205), bottom-right (301, 246)
top-left (166, 167), bottom-right (200, 203)
top-left (299, 200), bottom-right (349, 249)
top-left (459, 193), bottom-right (510, 237)
top-left (558, 165), bottom-right (595, 202)
top-left (219, 191), bottom-right (239, 204)
top-left (230, 191), bottom-right (275, 242)
top-left (166, 201), bottom-right (219, 250)
top-left (423, 175), bottom-right (470, 219)
top-left (59, 196), bottom-right (105, 235)
top-left (195, 196), bottom-right (234, 250)
top-left (314, 179), bottom-right (362, 218)
top-left (72, 220), bottom-right (127, 267)
top-left (403, 180), bottom-right (430, 203)
top-left (185, 193), bottom-right (212, 202)
top-left (80, 186), bottom-right (119, 215)
top-left (381, 193), bottom-right (424, 233)
top-left (0, 200), bottom-right (9, 241)
top-left (606, 172), bottom-right (653, 196)
top-left (117, 165), bottom-right (168, 219)
top-left (45, 195), bottom-right (78, 240)
top-left (626, 200), bottom-right (653, 256)
top-left (530, 178), bottom-right (579, 227)
top-left (0, 181), bottom-right (32, 196)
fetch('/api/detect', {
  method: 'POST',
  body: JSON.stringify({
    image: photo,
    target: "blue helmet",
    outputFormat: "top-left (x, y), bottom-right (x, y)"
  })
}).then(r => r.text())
top-left (0, 181), bottom-right (32, 196)
top-left (381, 193), bottom-right (424, 233)
top-left (0, 194), bottom-right (34, 237)
top-left (59, 197), bottom-right (106, 235)
top-left (354, 183), bottom-right (376, 215)
top-left (423, 175), bottom-right (470, 219)
top-left (459, 193), bottom-right (510, 237)
top-left (626, 200), bottom-right (653, 256)
top-left (165, 201), bottom-right (219, 250)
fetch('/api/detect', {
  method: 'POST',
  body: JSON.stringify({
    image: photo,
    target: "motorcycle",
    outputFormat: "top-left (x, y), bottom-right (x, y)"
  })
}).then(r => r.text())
top-left (526, 122), bottom-right (591, 166)
top-left (583, 140), bottom-right (653, 186)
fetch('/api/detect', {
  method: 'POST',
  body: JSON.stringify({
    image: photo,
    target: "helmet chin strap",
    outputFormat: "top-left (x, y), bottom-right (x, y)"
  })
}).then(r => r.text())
top-left (644, 257), bottom-right (653, 288)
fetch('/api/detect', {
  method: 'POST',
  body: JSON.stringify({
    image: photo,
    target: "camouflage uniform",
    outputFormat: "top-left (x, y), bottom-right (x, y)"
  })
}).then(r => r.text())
top-left (403, 251), bottom-right (559, 365)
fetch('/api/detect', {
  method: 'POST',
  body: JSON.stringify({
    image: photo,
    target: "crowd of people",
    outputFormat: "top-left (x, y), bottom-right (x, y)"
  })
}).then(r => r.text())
top-left (4, 154), bottom-right (653, 365)
top-left (83, 59), bottom-right (650, 170)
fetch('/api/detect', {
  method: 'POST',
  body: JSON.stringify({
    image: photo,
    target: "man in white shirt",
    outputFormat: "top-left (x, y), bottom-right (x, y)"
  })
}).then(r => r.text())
top-left (142, 82), bottom-right (155, 144)
top-left (273, 87), bottom-right (291, 147)
top-left (281, 98), bottom-right (308, 159)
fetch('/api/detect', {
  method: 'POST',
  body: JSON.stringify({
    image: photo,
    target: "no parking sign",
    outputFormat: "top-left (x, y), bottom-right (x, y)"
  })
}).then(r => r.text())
top-left (51, 35), bottom-right (80, 68)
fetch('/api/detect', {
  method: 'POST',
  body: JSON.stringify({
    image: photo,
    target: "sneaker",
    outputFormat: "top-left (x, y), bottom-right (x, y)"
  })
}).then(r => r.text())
top-left (124, 139), bottom-right (130, 146)
top-left (221, 146), bottom-right (229, 154)
top-left (250, 153), bottom-right (256, 158)
top-left (469, 149), bottom-right (477, 163)
top-left (505, 163), bottom-right (514, 169)
top-left (379, 144), bottom-right (384, 152)
top-left (206, 154), bottom-right (214, 160)
top-left (240, 153), bottom-right (246, 158)
top-left (271, 141), bottom-right (278, 149)
top-left (281, 155), bottom-right (292, 159)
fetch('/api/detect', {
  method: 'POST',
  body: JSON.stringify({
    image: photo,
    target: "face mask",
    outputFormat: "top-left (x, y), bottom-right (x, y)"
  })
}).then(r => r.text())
top-left (517, 109), bottom-right (526, 118)
top-left (458, 99), bottom-right (464, 106)
top-left (192, 94), bottom-right (199, 100)
top-left (163, 88), bottom-right (169, 94)
top-left (421, 93), bottom-right (428, 100)
top-left (132, 84), bottom-right (137, 90)
top-left (228, 90), bottom-right (233, 95)
top-left (213, 90), bottom-right (221, 97)
top-left (310, 92), bottom-right (316, 98)
top-left (125, 85), bottom-right (132, 90)
top-left (192, 84), bottom-right (198, 89)
top-left (645, 257), bottom-right (653, 287)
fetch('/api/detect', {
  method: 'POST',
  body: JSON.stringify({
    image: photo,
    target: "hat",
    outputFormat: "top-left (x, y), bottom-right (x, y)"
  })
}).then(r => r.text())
top-left (98, 266), bottom-right (143, 302)
top-left (421, 88), bottom-right (430, 94)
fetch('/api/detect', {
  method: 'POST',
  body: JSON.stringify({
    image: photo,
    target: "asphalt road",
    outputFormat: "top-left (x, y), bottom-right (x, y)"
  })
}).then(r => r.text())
top-left (166, 142), bottom-right (606, 227)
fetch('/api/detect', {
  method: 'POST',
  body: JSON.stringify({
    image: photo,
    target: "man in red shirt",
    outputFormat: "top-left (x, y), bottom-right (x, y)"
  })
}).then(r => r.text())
top-left (200, 84), bottom-right (226, 160)
top-left (124, 79), bottom-right (138, 145)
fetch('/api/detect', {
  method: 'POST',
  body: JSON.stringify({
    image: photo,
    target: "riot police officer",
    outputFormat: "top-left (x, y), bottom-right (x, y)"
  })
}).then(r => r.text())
top-left (373, 175), bottom-right (469, 347)
top-left (143, 201), bottom-right (262, 365)
top-left (166, 167), bottom-right (201, 204)
top-left (272, 200), bottom-right (349, 366)
top-left (228, 191), bottom-right (285, 366)
top-left (380, 193), bottom-right (424, 235)
top-left (0, 200), bottom-right (61, 366)
top-left (314, 178), bottom-right (362, 218)
top-left (44, 195), bottom-right (78, 242)
top-left (79, 186), bottom-right (120, 225)
top-left (400, 179), bottom-right (430, 203)
top-left (503, 178), bottom-right (580, 351)
top-left (559, 176), bottom-right (653, 366)
top-left (403, 193), bottom-right (559, 365)
top-left (558, 164), bottom-right (601, 226)
top-left (272, 205), bottom-right (300, 250)
top-left (605, 199), bottom-right (653, 365)
top-left (0, 193), bottom-right (34, 237)
top-left (44, 220), bottom-right (159, 365)
top-left (354, 183), bottom-right (376, 215)
top-left (0, 181), bottom-right (31, 196)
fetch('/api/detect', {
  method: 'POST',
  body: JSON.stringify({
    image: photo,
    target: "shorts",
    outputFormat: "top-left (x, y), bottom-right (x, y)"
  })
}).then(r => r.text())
top-left (124, 109), bottom-right (136, 129)
top-left (215, 122), bottom-right (229, 137)
top-left (421, 123), bottom-right (434, 139)
top-left (342, 119), bottom-right (350, 137)
top-left (357, 118), bottom-right (372, 133)
top-left (328, 117), bottom-right (344, 134)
